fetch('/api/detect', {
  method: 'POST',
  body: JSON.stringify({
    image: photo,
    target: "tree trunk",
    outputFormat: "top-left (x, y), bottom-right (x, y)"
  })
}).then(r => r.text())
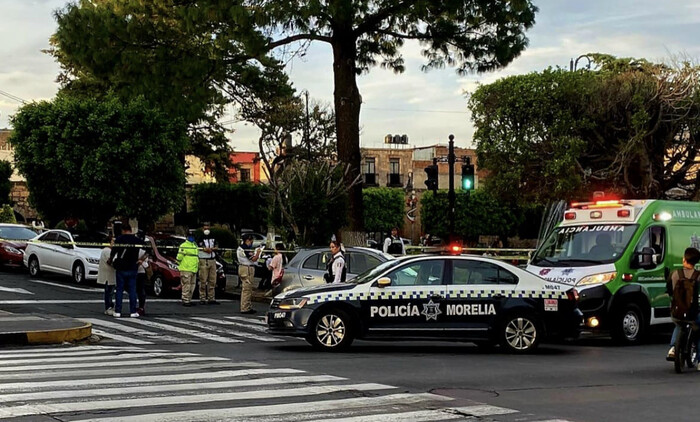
top-left (331, 31), bottom-right (364, 234)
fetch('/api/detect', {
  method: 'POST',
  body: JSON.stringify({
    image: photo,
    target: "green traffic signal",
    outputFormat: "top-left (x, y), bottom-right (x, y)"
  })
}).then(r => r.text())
top-left (461, 163), bottom-right (475, 191)
top-left (461, 177), bottom-right (473, 190)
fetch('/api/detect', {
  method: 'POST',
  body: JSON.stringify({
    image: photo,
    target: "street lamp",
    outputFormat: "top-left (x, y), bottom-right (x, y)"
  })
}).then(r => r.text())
top-left (570, 55), bottom-right (592, 71)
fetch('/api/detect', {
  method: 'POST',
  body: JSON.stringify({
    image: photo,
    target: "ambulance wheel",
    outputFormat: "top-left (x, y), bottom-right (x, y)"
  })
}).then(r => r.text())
top-left (499, 313), bottom-right (542, 353)
top-left (611, 302), bottom-right (645, 345)
top-left (307, 308), bottom-right (354, 351)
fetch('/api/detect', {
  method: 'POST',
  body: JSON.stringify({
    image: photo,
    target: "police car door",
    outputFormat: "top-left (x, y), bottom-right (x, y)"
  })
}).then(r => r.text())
top-left (444, 259), bottom-right (516, 338)
top-left (363, 258), bottom-right (448, 336)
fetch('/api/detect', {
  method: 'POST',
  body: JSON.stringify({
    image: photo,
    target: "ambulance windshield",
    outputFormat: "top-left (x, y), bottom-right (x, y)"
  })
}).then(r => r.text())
top-left (531, 224), bottom-right (638, 267)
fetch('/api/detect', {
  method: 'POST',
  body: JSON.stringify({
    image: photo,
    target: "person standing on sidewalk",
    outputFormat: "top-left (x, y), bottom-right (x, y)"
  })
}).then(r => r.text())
top-left (198, 224), bottom-right (219, 305)
top-left (136, 248), bottom-right (149, 315)
top-left (99, 236), bottom-right (116, 316)
top-left (237, 234), bottom-right (259, 314)
top-left (108, 224), bottom-right (143, 318)
top-left (177, 234), bottom-right (199, 307)
top-left (383, 227), bottom-right (406, 256)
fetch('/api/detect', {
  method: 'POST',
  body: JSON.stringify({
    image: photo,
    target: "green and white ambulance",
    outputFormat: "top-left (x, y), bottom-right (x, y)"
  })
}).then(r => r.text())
top-left (527, 199), bottom-right (700, 344)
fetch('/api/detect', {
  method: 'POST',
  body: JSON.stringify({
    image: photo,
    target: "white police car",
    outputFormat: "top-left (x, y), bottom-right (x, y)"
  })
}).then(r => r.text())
top-left (267, 255), bottom-right (583, 353)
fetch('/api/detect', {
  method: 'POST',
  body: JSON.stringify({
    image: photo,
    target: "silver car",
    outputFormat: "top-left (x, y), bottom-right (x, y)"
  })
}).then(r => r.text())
top-left (275, 246), bottom-right (394, 293)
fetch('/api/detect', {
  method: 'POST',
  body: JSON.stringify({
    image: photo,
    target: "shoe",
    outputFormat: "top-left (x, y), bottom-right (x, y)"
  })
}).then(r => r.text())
top-left (137, 308), bottom-right (145, 316)
top-left (183, 302), bottom-right (192, 307)
top-left (104, 308), bottom-right (114, 316)
top-left (130, 313), bottom-right (140, 318)
top-left (113, 312), bottom-right (121, 318)
top-left (240, 309), bottom-right (257, 314)
top-left (199, 300), bottom-right (207, 305)
top-left (208, 300), bottom-right (220, 305)
top-left (667, 346), bottom-right (676, 361)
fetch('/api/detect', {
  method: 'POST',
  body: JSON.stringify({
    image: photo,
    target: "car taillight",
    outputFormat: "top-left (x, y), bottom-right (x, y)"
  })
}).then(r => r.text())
top-left (566, 288), bottom-right (579, 302)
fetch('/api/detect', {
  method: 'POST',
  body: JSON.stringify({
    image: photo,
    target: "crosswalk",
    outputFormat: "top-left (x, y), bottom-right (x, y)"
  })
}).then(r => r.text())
top-left (83, 315), bottom-right (286, 345)
top-left (0, 345), bottom-right (559, 422)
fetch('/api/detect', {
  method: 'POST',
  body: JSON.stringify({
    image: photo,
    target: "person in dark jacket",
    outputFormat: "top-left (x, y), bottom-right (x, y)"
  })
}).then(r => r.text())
top-left (666, 247), bottom-right (700, 363)
top-left (108, 224), bottom-right (144, 318)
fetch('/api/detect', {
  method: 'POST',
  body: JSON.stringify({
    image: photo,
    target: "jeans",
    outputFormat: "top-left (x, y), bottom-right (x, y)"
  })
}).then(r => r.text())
top-left (670, 313), bottom-right (700, 361)
top-left (116, 269), bottom-right (138, 314)
top-left (104, 284), bottom-right (114, 310)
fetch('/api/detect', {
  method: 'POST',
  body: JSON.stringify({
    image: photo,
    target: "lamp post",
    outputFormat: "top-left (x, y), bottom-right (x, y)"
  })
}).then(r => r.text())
top-left (570, 55), bottom-right (592, 71)
top-left (448, 134), bottom-right (456, 240)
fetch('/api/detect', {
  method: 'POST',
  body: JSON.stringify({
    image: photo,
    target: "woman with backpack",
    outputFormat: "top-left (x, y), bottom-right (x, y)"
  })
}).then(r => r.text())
top-left (666, 247), bottom-right (700, 365)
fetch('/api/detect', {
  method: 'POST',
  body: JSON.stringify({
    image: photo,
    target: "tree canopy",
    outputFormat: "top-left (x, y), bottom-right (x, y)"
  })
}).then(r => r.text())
top-left (10, 94), bottom-right (187, 228)
top-left (0, 160), bottom-right (12, 206)
top-left (469, 54), bottom-right (700, 204)
top-left (363, 187), bottom-right (405, 233)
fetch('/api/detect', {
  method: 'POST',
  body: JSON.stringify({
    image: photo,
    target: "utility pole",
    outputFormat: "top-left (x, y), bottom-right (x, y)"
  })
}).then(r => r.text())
top-left (304, 90), bottom-right (311, 160)
top-left (448, 134), bottom-right (455, 240)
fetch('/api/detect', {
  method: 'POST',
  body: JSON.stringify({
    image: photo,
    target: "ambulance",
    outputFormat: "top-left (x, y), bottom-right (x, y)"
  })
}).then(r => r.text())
top-left (527, 199), bottom-right (700, 344)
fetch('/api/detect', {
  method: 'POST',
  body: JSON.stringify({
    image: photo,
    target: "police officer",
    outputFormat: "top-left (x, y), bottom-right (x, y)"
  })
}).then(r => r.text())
top-left (237, 234), bottom-right (260, 314)
top-left (383, 226), bottom-right (406, 256)
top-left (324, 240), bottom-right (346, 284)
top-left (198, 223), bottom-right (219, 305)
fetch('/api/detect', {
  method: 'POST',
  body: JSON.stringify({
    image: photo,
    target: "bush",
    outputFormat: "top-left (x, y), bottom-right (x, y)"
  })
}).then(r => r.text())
top-left (55, 219), bottom-right (89, 232)
top-left (190, 183), bottom-right (269, 233)
top-left (192, 226), bottom-right (238, 249)
top-left (0, 204), bottom-right (16, 224)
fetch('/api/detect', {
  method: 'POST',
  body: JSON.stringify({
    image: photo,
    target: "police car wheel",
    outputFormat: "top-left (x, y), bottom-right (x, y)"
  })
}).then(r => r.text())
top-left (499, 314), bottom-right (541, 353)
top-left (307, 309), bottom-right (354, 351)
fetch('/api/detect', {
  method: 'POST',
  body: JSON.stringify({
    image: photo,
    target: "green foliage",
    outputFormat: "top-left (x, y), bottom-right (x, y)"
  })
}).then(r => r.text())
top-left (10, 94), bottom-right (187, 229)
top-left (190, 183), bottom-right (270, 233)
top-left (0, 205), bottom-right (16, 224)
top-left (363, 188), bottom-right (405, 233)
top-left (421, 189), bottom-right (520, 242)
top-left (0, 160), bottom-right (12, 205)
top-left (192, 226), bottom-right (238, 249)
top-left (55, 219), bottom-right (89, 233)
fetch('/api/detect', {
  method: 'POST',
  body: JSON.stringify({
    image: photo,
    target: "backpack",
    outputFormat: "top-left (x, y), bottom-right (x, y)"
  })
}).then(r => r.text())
top-left (671, 269), bottom-right (699, 320)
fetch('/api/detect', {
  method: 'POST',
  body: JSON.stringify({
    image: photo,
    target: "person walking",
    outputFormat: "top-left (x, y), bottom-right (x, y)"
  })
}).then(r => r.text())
top-left (198, 224), bottom-right (219, 305)
top-left (237, 234), bottom-right (260, 314)
top-left (383, 226), bottom-right (406, 256)
top-left (177, 233), bottom-right (199, 307)
top-left (136, 248), bottom-right (149, 315)
top-left (324, 240), bottom-right (346, 284)
top-left (99, 236), bottom-right (116, 316)
top-left (108, 224), bottom-right (143, 318)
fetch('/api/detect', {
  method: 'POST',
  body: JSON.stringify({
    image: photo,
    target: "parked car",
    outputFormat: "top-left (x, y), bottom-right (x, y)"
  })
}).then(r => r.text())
top-left (273, 246), bottom-right (394, 294)
top-left (24, 230), bottom-right (108, 283)
top-left (0, 224), bottom-right (39, 269)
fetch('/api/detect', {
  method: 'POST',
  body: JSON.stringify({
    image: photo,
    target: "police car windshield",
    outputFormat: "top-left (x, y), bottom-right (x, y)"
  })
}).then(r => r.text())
top-left (349, 259), bottom-right (400, 284)
top-left (532, 224), bottom-right (638, 267)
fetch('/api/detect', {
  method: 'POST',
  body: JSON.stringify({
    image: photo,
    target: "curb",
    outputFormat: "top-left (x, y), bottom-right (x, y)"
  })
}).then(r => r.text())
top-left (0, 322), bottom-right (92, 346)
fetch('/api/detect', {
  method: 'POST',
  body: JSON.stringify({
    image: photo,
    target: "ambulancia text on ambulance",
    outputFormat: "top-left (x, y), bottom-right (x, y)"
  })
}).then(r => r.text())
top-left (528, 199), bottom-right (700, 344)
top-left (267, 254), bottom-right (582, 353)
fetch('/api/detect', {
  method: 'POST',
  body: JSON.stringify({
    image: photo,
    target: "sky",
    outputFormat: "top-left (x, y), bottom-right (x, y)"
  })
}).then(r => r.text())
top-left (1, 0), bottom-right (700, 152)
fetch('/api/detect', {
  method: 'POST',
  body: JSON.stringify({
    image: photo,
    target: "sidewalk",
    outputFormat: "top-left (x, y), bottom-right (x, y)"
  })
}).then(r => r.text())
top-left (0, 311), bottom-right (92, 346)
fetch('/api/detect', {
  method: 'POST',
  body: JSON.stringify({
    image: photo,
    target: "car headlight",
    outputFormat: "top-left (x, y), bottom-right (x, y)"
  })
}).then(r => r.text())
top-left (86, 257), bottom-right (100, 265)
top-left (576, 272), bottom-right (617, 287)
top-left (3, 246), bottom-right (22, 255)
top-left (168, 262), bottom-right (179, 270)
top-left (278, 297), bottom-right (308, 310)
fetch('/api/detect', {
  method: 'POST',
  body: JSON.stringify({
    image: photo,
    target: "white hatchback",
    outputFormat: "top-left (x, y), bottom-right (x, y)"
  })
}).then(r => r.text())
top-left (23, 230), bottom-right (106, 283)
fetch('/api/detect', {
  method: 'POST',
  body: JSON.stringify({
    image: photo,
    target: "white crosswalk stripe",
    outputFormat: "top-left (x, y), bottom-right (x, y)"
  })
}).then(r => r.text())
top-left (90, 328), bottom-right (155, 345)
top-left (115, 317), bottom-right (243, 343)
top-left (85, 318), bottom-right (197, 344)
top-left (0, 345), bottom-right (548, 422)
top-left (184, 316), bottom-right (282, 341)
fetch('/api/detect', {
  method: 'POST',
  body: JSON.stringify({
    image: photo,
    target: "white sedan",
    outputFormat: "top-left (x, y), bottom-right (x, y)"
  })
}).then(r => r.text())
top-left (23, 230), bottom-right (106, 283)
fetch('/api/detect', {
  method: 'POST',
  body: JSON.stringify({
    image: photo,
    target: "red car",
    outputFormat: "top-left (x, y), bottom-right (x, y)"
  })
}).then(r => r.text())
top-left (0, 224), bottom-right (39, 269)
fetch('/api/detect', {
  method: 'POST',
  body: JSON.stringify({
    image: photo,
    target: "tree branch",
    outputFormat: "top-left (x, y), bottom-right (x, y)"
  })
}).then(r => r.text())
top-left (268, 33), bottom-right (332, 50)
top-left (354, 0), bottom-right (416, 36)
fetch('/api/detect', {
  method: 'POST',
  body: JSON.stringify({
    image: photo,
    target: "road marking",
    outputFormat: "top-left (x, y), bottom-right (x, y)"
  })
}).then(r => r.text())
top-left (72, 393), bottom-right (451, 422)
top-left (28, 279), bottom-right (101, 292)
top-left (0, 374), bottom-right (342, 403)
top-left (456, 404), bottom-right (519, 416)
top-left (0, 345), bottom-right (149, 354)
top-left (0, 355), bottom-right (228, 372)
top-left (124, 318), bottom-right (243, 343)
top-left (0, 383), bottom-right (397, 418)
top-left (0, 347), bottom-right (154, 359)
top-left (0, 367), bottom-right (292, 393)
top-left (223, 316), bottom-right (270, 332)
top-left (90, 328), bottom-right (155, 345)
top-left (85, 318), bottom-right (198, 344)
top-left (307, 409), bottom-right (467, 422)
top-left (0, 286), bottom-right (33, 295)
top-left (0, 351), bottom-right (195, 366)
top-left (225, 315), bottom-right (267, 326)
top-left (172, 317), bottom-right (282, 342)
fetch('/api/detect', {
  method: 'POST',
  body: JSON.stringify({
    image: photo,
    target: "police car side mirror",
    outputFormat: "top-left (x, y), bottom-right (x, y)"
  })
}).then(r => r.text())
top-left (377, 277), bottom-right (392, 288)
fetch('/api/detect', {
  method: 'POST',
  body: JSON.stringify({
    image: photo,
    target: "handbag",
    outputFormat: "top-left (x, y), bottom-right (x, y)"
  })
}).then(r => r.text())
top-left (271, 268), bottom-right (284, 286)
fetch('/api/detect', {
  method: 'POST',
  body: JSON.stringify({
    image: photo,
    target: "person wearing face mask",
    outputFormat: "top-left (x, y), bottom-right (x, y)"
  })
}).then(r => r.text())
top-left (198, 223), bottom-right (219, 305)
top-left (177, 232), bottom-right (200, 307)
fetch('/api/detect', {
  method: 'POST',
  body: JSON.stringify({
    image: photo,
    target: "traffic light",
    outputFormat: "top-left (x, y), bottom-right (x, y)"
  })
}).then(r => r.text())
top-left (461, 163), bottom-right (475, 191)
top-left (424, 164), bottom-right (438, 192)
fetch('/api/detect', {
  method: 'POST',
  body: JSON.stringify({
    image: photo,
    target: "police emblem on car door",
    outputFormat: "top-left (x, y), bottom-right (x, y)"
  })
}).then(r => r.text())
top-left (363, 259), bottom-right (447, 335)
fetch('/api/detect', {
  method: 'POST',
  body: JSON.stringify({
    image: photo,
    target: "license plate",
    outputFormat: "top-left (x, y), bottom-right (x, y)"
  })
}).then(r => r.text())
top-left (273, 312), bottom-right (286, 319)
top-left (544, 299), bottom-right (558, 312)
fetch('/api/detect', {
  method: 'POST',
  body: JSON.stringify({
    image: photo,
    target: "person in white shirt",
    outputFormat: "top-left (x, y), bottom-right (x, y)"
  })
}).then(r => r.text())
top-left (98, 237), bottom-right (117, 315)
top-left (237, 234), bottom-right (260, 314)
top-left (324, 240), bottom-right (346, 284)
top-left (198, 224), bottom-right (219, 305)
top-left (383, 227), bottom-right (406, 256)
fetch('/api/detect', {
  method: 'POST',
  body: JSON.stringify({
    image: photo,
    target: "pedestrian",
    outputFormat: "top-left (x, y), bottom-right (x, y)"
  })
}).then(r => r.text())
top-left (666, 247), bottom-right (700, 364)
top-left (99, 236), bottom-right (116, 316)
top-left (136, 248), bottom-right (149, 316)
top-left (31, 218), bottom-right (45, 233)
top-left (237, 234), bottom-right (260, 314)
top-left (108, 224), bottom-right (143, 318)
top-left (266, 242), bottom-right (286, 296)
top-left (198, 223), bottom-right (219, 305)
top-left (176, 233), bottom-right (199, 307)
top-left (323, 240), bottom-right (346, 284)
top-left (383, 226), bottom-right (406, 256)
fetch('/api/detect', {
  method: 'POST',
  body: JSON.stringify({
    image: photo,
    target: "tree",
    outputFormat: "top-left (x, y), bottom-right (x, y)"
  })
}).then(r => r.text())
top-left (363, 188), bottom-right (405, 233)
top-left (0, 205), bottom-right (16, 224)
top-left (469, 55), bottom-right (700, 204)
top-left (10, 94), bottom-right (187, 229)
top-left (190, 182), bottom-right (270, 233)
top-left (0, 160), bottom-right (12, 205)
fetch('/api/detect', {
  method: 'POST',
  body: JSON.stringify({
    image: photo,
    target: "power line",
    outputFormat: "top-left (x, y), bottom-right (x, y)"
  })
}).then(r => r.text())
top-left (0, 89), bottom-right (27, 104)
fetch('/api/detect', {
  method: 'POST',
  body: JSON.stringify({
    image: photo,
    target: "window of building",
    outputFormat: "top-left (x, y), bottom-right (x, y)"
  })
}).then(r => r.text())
top-left (365, 157), bottom-right (375, 174)
top-left (240, 168), bottom-right (251, 182)
top-left (389, 158), bottom-right (400, 175)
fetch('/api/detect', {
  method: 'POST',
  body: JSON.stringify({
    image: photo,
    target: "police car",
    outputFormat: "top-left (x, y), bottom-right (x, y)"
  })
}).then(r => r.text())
top-left (267, 255), bottom-right (583, 353)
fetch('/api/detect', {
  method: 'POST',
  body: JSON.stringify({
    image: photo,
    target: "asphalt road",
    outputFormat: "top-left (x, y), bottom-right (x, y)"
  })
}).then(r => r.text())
top-left (1, 268), bottom-right (699, 422)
